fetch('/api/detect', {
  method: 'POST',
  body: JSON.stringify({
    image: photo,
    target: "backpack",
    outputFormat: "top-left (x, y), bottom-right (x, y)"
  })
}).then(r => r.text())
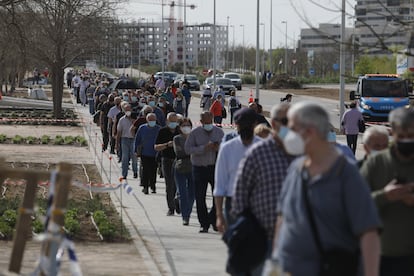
top-left (229, 97), bottom-right (237, 108)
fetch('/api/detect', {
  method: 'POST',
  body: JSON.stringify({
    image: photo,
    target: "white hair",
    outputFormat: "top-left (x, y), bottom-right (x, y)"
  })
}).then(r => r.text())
top-left (362, 125), bottom-right (389, 144)
top-left (287, 101), bottom-right (330, 138)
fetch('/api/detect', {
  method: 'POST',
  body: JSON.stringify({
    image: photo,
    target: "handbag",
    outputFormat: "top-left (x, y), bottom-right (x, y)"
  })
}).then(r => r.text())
top-left (222, 210), bottom-right (267, 274)
top-left (358, 119), bottom-right (366, 133)
top-left (302, 157), bottom-right (359, 276)
top-left (174, 157), bottom-right (192, 173)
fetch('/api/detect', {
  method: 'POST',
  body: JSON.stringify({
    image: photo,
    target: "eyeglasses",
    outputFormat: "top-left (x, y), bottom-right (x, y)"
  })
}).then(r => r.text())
top-left (274, 117), bottom-right (288, 126)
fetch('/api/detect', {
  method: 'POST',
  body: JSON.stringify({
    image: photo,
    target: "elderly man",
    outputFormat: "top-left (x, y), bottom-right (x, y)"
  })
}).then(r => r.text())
top-left (214, 108), bottom-right (262, 233)
top-left (360, 107), bottom-right (414, 276)
top-left (231, 103), bottom-right (292, 274)
top-left (116, 103), bottom-right (138, 180)
top-left (185, 111), bottom-right (224, 233)
top-left (272, 102), bottom-right (381, 276)
top-left (134, 113), bottom-right (161, 194)
top-left (358, 125), bottom-right (389, 168)
top-left (155, 112), bottom-right (180, 215)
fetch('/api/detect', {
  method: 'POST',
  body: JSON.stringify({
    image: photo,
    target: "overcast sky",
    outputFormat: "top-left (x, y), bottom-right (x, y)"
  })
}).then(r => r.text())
top-left (118, 0), bottom-right (355, 49)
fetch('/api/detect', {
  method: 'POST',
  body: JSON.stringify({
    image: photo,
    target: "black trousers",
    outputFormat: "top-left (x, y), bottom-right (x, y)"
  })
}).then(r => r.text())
top-left (192, 165), bottom-right (216, 229)
top-left (346, 134), bottom-right (358, 155)
top-left (101, 124), bottom-right (109, 151)
top-left (161, 157), bottom-right (176, 211)
top-left (141, 156), bottom-right (157, 190)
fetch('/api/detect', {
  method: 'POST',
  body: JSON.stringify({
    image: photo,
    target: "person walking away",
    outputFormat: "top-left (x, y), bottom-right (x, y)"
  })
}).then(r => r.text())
top-left (200, 87), bottom-right (212, 111)
top-left (341, 101), bottom-right (363, 154)
top-left (173, 91), bottom-right (186, 115)
top-left (181, 84), bottom-right (192, 117)
top-left (185, 111), bottom-right (224, 233)
top-left (270, 102), bottom-right (381, 276)
top-left (86, 82), bottom-right (96, 115)
top-left (360, 107), bottom-right (414, 276)
top-left (173, 118), bottom-right (195, 225)
top-left (228, 91), bottom-right (241, 125)
top-left (66, 69), bottom-right (73, 88)
top-left (210, 94), bottom-right (224, 127)
top-left (358, 125), bottom-right (389, 168)
top-left (72, 73), bottom-right (81, 103)
top-left (79, 76), bottom-right (89, 106)
top-left (116, 103), bottom-right (138, 180)
top-left (155, 112), bottom-right (180, 215)
top-left (229, 103), bottom-right (293, 275)
top-left (134, 113), bottom-right (161, 194)
top-left (214, 108), bottom-right (261, 233)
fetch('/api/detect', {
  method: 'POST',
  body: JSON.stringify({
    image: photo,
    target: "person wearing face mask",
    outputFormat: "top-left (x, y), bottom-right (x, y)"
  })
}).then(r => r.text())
top-left (358, 125), bottom-right (389, 168)
top-left (341, 101), bottom-right (364, 155)
top-left (213, 108), bottom-right (262, 235)
top-left (116, 103), bottom-right (139, 180)
top-left (173, 90), bottom-right (186, 115)
top-left (271, 102), bottom-right (381, 276)
top-left (229, 103), bottom-right (293, 275)
top-left (148, 95), bottom-right (166, 127)
top-left (173, 118), bottom-right (195, 225)
top-left (360, 107), bottom-right (414, 276)
top-left (155, 112), bottom-right (181, 215)
top-left (326, 125), bottom-right (356, 163)
top-left (113, 101), bottom-right (129, 162)
top-left (185, 111), bottom-right (224, 233)
top-left (107, 97), bottom-right (122, 155)
top-left (210, 94), bottom-right (224, 127)
top-left (134, 113), bottom-right (161, 194)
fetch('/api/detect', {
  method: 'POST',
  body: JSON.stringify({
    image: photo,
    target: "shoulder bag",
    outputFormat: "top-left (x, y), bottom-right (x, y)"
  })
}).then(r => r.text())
top-left (302, 157), bottom-right (360, 276)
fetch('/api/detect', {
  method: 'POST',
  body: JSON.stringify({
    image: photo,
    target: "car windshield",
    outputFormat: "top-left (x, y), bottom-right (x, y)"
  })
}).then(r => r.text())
top-left (362, 79), bottom-right (407, 97)
top-left (205, 78), bottom-right (213, 84)
top-left (217, 78), bottom-right (233, 85)
top-left (225, 74), bottom-right (239, 79)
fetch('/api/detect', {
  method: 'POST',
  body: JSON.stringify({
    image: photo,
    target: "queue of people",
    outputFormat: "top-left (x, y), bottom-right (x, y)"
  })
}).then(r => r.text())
top-left (72, 71), bottom-right (414, 276)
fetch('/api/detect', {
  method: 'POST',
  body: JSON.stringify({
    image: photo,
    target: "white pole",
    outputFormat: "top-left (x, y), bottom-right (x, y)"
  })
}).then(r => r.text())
top-left (161, 0), bottom-right (165, 83)
top-left (270, 0), bottom-right (273, 74)
top-left (226, 16), bottom-right (230, 71)
top-left (282, 21), bottom-right (288, 74)
top-left (213, 0), bottom-right (217, 91)
top-left (240, 24), bottom-right (245, 72)
top-left (183, 0), bottom-right (187, 77)
top-left (255, 0), bottom-right (260, 102)
top-left (339, 0), bottom-right (346, 126)
top-left (232, 25), bottom-right (235, 70)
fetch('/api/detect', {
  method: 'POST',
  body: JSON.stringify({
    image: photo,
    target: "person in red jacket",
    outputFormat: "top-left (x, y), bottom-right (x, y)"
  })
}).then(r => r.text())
top-left (210, 94), bottom-right (224, 127)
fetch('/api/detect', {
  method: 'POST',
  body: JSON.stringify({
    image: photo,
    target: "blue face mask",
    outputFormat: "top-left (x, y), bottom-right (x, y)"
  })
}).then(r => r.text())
top-left (203, 124), bottom-right (214, 131)
top-left (168, 122), bottom-right (178, 129)
top-left (278, 126), bottom-right (289, 140)
top-left (158, 102), bottom-right (164, 108)
top-left (123, 96), bottom-right (129, 101)
top-left (327, 131), bottom-right (336, 142)
top-left (148, 101), bottom-right (155, 107)
top-left (148, 121), bottom-right (156, 127)
top-left (131, 96), bottom-right (138, 103)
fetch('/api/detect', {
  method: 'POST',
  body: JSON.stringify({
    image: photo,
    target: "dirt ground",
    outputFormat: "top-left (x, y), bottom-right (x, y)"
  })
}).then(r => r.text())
top-left (0, 124), bottom-right (149, 274)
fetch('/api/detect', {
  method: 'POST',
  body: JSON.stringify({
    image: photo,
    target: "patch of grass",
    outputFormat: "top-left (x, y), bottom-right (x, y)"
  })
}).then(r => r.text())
top-left (53, 135), bottom-right (64, 145)
top-left (0, 134), bottom-right (7, 143)
top-left (75, 136), bottom-right (87, 146)
top-left (63, 135), bottom-right (74, 145)
top-left (40, 135), bottom-right (50, 144)
top-left (25, 136), bottom-right (37, 144)
top-left (12, 135), bottom-right (23, 144)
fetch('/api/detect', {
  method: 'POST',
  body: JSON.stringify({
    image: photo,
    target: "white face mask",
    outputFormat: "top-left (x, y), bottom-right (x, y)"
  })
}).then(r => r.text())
top-left (125, 111), bottom-right (132, 117)
top-left (283, 129), bottom-right (305, 156)
top-left (369, 149), bottom-right (380, 157)
top-left (181, 126), bottom-right (192, 135)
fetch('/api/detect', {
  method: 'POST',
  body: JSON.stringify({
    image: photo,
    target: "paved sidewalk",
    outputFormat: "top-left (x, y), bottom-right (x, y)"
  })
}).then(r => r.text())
top-left (73, 95), bottom-right (366, 276)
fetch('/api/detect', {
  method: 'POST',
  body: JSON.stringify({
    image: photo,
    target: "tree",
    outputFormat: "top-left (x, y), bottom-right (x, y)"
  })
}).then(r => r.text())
top-left (6, 0), bottom-right (117, 118)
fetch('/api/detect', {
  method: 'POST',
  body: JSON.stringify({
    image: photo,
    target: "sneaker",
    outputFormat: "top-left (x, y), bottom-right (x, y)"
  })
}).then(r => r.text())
top-left (151, 189), bottom-right (156, 194)
top-left (183, 219), bottom-right (189, 226)
top-left (133, 172), bottom-right (138, 178)
top-left (166, 209), bottom-right (174, 216)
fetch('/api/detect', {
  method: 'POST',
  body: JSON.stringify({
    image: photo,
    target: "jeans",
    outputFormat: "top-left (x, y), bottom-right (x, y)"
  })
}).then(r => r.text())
top-left (346, 134), bottom-right (358, 155)
top-left (192, 165), bottom-right (216, 229)
top-left (175, 170), bottom-right (195, 220)
top-left (141, 156), bottom-right (157, 190)
top-left (88, 99), bottom-right (95, 115)
top-left (214, 116), bottom-right (222, 127)
top-left (162, 157), bottom-right (176, 211)
top-left (121, 137), bottom-right (137, 179)
top-left (380, 255), bottom-right (414, 276)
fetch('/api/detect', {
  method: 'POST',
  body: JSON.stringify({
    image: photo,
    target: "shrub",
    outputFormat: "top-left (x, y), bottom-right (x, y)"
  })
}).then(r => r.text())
top-left (0, 219), bottom-right (13, 239)
top-left (0, 134), bottom-right (7, 143)
top-left (75, 136), bottom-right (87, 146)
top-left (25, 136), bottom-right (37, 144)
top-left (63, 136), bottom-right (75, 145)
top-left (2, 209), bottom-right (17, 228)
top-left (54, 135), bottom-right (64, 145)
top-left (12, 135), bottom-right (23, 144)
top-left (41, 135), bottom-right (51, 144)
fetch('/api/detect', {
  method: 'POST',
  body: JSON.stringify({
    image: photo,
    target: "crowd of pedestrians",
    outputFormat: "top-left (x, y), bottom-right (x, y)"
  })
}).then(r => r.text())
top-left (69, 69), bottom-right (414, 276)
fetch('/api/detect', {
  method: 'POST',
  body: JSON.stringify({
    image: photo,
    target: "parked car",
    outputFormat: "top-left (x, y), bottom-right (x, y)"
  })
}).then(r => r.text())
top-left (223, 72), bottom-right (242, 90)
top-left (154, 71), bottom-right (178, 87)
top-left (204, 77), bottom-right (236, 95)
top-left (174, 74), bottom-right (200, 90)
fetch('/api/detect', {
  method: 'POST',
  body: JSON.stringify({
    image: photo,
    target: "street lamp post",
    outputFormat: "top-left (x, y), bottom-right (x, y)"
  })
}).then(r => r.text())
top-left (281, 20), bottom-right (288, 74)
top-left (240, 24), bottom-right (245, 72)
top-left (260, 23), bottom-right (265, 77)
top-left (255, 0), bottom-right (260, 102)
top-left (270, 0), bottom-right (273, 74)
top-left (231, 25), bottom-right (235, 70)
top-left (213, 0), bottom-right (217, 91)
top-left (226, 16), bottom-right (230, 71)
